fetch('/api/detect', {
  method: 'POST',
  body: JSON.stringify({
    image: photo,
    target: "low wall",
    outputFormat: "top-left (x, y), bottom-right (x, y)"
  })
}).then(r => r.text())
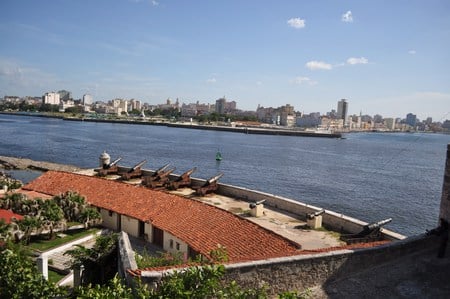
top-left (117, 231), bottom-right (138, 286)
top-left (138, 234), bottom-right (439, 295)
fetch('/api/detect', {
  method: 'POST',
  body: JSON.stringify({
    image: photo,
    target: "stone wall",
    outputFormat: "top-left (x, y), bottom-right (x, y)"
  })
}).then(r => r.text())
top-left (136, 234), bottom-right (439, 295)
top-left (439, 144), bottom-right (450, 224)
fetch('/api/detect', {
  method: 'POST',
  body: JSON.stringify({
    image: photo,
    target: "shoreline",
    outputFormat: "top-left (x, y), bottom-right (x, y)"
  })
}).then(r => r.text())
top-left (1, 111), bottom-right (342, 138)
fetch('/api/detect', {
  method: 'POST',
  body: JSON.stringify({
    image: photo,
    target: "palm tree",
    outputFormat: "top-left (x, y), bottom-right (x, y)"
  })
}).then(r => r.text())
top-left (39, 200), bottom-right (64, 240)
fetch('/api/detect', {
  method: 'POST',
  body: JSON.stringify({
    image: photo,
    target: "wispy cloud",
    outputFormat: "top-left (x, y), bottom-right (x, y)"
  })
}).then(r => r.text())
top-left (151, 0), bottom-right (159, 6)
top-left (206, 78), bottom-right (217, 83)
top-left (305, 61), bottom-right (332, 70)
top-left (341, 11), bottom-right (353, 23)
top-left (346, 57), bottom-right (368, 65)
top-left (291, 76), bottom-right (317, 85)
top-left (0, 57), bottom-right (60, 92)
top-left (287, 18), bottom-right (305, 29)
top-left (408, 50), bottom-right (417, 55)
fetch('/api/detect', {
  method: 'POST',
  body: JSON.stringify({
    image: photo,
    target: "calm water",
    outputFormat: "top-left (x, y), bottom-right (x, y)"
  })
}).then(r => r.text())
top-left (1, 113), bottom-right (449, 236)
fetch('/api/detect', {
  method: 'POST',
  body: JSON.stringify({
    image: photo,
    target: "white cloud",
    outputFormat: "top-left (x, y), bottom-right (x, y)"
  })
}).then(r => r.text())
top-left (151, 0), bottom-right (159, 6)
top-left (256, 81), bottom-right (262, 86)
top-left (347, 57), bottom-right (368, 65)
top-left (287, 18), bottom-right (306, 29)
top-left (305, 61), bottom-right (332, 70)
top-left (206, 78), bottom-right (217, 83)
top-left (408, 50), bottom-right (417, 55)
top-left (341, 11), bottom-right (353, 23)
top-left (291, 76), bottom-right (317, 85)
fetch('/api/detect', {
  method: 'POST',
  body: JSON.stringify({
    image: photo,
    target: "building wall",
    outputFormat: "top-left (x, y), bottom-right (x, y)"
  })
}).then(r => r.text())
top-left (43, 92), bottom-right (60, 105)
top-left (121, 215), bottom-right (139, 237)
top-left (163, 231), bottom-right (188, 256)
top-left (144, 222), bottom-right (152, 242)
top-left (100, 209), bottom-right (119, 230)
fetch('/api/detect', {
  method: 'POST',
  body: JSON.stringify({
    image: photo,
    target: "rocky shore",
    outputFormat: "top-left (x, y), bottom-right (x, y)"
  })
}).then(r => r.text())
top-left (0, 155), bottom-right (82, 172)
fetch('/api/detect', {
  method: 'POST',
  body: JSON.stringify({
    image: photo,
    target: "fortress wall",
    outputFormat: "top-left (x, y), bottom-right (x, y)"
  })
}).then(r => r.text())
top-left (222, 234), bottom-right (438, 295)
top-left (137, 234), bottom-right (438, 295)
top-left (439, 144), bottom-right (450, 224)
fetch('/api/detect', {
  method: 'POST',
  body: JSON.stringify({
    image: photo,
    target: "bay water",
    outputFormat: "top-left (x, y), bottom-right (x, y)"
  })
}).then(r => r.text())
top-left (1, 113), bottom-right (449, 236)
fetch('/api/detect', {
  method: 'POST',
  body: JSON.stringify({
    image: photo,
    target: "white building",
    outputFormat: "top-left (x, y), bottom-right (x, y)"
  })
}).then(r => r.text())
top-left (83, 94), bottom-right (93, 106)
top-left (43, 92), bottom-right (60, 105)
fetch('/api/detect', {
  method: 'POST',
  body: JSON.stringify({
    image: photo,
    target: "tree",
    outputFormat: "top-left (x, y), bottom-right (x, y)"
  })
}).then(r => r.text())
top-left (65, 232), bottom-right (118, 285)
top-left (0, 243), bottom-right (67, 298)
top-left (39, 199), bottom-right (65, 239)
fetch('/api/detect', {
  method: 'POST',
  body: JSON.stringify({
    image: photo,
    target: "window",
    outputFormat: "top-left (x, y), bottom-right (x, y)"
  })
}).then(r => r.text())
top-left (108, 211), bottom-right (113, 217)
top-left (169, 239), bottom-right (173, 249)
top-left (176, 242), bottom-right (180, 250)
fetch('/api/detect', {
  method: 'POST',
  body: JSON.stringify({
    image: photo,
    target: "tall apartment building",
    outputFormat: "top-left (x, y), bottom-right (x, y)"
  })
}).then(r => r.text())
top-left (82, 94), bottom-right (93, 106)
top-left (337, 99), bottom-right (348, 122)
top-left (43, 92), bottom-right (60, 105)
top-left (406, 113), bottom-right (417, 127)
top-left (215, 98), bottom-right (226, 114)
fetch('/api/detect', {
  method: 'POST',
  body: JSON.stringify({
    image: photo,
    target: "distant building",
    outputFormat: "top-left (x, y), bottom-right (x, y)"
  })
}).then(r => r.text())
top-left (337, 99), bottom-right (348, 123)
top-left (43, 92), bottom-right (60, 105)
top-left (296, 113), bottom-right (321, 127)
top-left (129, 99), bottom-right (142, 111)
top-left (384, 118), bottom-right (396, 131)
top-left (279, 104), bottom-right (296, 127)
top-left (406, 113), bottom-right (417, 127)
top-left (82, 94), bottom-right (93, 106)
top-left (58, 90), bottom-right (71, 102)
top-left (215, 98), bottom-right (226, 114)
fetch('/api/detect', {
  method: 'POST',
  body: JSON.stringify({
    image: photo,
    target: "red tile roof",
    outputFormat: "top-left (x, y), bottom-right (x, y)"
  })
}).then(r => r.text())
top-left (0, 209), bottom-right (23, 224)
top-left (23, 171), bottom-right (301, 262)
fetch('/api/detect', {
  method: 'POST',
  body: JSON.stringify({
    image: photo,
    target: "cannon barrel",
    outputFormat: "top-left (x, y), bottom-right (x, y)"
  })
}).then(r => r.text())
top-left (365, 218), bottom-right (392, 231)
top-left (128, 159), bottom-right (147, 173)
top-left (154, 163), bottom-right (170, 175)
top-left (307, 209), bottom-right (325, 220)
top-left (206, 173), bottom-right (224, 185)
top-left (182, 167), bottom-right (197, 177)
top-left (162, 167), bottom-right (176, 176)
top-left (108, 157), bottom-right (122, 168)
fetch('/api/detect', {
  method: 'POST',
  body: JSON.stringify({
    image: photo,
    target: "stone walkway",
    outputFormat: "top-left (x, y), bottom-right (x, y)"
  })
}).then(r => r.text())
top-left (45, 237), bottom-right (97, 272)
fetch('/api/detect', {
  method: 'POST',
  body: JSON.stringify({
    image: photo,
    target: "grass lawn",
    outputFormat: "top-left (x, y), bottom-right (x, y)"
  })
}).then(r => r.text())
top-left (27, 228), bottom-right (100, 252)
top-left (48, 269), bottom-right (66, 284)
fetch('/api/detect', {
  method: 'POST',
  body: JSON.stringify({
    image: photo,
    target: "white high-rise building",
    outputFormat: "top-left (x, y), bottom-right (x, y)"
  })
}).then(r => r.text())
top-left (43, 92), bottom-right (60, 105)
top-left (83, 94), bottom-right (93, 105)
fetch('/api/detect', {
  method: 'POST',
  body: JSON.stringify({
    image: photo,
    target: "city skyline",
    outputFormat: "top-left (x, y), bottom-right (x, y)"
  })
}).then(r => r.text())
top-left (1, 0), bottom-right (449, 121)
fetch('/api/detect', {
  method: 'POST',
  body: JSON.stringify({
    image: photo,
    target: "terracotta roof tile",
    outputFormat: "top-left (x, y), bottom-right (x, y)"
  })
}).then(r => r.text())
top-left (0, 209), bottom-right (23, 224)
top-left (23, 171), bottom-right (301, 262)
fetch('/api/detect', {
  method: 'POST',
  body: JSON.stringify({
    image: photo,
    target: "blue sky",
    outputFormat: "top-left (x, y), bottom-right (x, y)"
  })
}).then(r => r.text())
top-left (1, 0), bottom-right (449, 120)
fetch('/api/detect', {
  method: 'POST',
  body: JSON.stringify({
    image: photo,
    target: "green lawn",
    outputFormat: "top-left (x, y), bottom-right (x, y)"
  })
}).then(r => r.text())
top-left (27, 228), bottom-right (100, 252)
top-left (48, 269), bottom-right (66, 284)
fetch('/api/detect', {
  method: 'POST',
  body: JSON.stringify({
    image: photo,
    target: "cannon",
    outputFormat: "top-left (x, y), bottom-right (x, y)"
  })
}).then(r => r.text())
top-left (97, 157), bottom-right (122, 177)
top-left (143, 164), bottom-right (176, 188)
top-left (120, 160), bottom-right (147, 180)
top-left (168, 167), bottom-right (197, 190)
top-left (306, 209), bottom-right (325, 220)
top-left (249, 199), bottom-right (266, 209)
top-left (249, 199), bottom-right (266, 217)
top-left (194, 173), bottom-right (224, 196)
top-left (340, 218), bottom-right (392, 244)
